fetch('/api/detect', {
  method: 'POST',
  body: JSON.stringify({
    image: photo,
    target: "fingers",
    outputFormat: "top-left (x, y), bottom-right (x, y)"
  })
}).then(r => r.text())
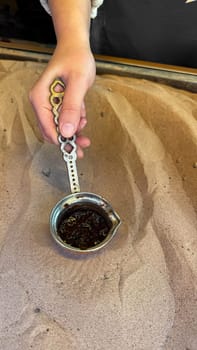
top-left (81, 101), bottom-right (86, 118)
top-left (29, 85), bottom-right (59, 144)
top-left (76, 134), bottom-right (90, 148)
top-left (58, 74), bottom-right (89, 138)
top-left (76, 135), bottom-right (91, 158)
top-left (77, 116), bottom-right (87, 132)
top-left (30, 70), bottom-right (90, 157)
top-left (30, 80), bottom-right (88, 144)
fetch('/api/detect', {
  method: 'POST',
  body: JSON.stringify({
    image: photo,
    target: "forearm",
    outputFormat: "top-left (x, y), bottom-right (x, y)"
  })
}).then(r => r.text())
top-left (48, 0), bottom-right (91, 48)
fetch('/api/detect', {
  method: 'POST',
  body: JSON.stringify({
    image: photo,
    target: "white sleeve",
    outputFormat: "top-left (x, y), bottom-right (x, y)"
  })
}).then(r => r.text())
top-left (91, 0), bottom-right (104, 18)
top-left (40, 0), bottom-right (104, 19)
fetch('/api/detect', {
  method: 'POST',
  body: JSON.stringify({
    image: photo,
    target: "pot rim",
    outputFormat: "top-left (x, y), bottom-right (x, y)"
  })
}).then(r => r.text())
top-left (50, 192), bottom-right (121, 254)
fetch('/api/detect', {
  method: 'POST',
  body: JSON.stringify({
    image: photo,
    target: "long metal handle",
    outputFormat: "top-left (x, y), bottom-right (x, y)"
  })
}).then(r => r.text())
top-left (49, 78), bottom-right (80, 193)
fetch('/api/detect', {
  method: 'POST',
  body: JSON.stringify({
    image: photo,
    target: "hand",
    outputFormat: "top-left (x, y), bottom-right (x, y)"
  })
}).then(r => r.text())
top-left (29, 44), bottom-right (96, 158)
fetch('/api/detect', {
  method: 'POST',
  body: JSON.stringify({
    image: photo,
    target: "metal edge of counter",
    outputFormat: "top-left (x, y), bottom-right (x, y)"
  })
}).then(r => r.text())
top-left (0, 41), bottom-right (196, 92)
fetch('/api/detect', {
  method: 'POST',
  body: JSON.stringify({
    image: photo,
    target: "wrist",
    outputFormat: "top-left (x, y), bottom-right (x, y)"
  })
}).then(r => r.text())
top-left (57, 30), bottom-right (90, 51)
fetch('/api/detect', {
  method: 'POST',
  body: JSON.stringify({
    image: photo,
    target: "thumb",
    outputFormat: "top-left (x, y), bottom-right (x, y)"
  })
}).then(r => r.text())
top-left (59, 75), bottom-right (89, 138)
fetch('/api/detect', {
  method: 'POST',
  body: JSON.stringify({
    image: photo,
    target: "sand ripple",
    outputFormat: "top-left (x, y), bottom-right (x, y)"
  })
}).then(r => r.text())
top-left (0, 61), bottom-right (196, 349)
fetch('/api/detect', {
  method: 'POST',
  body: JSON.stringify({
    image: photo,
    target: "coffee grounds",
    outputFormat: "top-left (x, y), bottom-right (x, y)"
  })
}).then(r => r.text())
top-left (57, 205), bottom-right (112, 250)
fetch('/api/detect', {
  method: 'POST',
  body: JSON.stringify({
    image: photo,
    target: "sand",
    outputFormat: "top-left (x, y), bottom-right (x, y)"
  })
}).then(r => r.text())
top-left (0, 59), bottom-right (197, 350)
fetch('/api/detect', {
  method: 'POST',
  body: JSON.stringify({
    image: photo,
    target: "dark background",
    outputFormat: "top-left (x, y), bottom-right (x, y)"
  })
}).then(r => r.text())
top-left (1, 0), bottom-right (197, 68)
top-left (0, 0), bottom-right (56, 44)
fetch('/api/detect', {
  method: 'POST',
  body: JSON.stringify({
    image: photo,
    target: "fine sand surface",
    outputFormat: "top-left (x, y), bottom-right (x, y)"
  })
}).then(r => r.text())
top-left (0, 59), bottom-right (197, 350)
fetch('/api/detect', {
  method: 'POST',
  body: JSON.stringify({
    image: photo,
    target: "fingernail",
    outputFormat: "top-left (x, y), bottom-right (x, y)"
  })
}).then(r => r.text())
top-left (61, 123), bottom-right (75, 137)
